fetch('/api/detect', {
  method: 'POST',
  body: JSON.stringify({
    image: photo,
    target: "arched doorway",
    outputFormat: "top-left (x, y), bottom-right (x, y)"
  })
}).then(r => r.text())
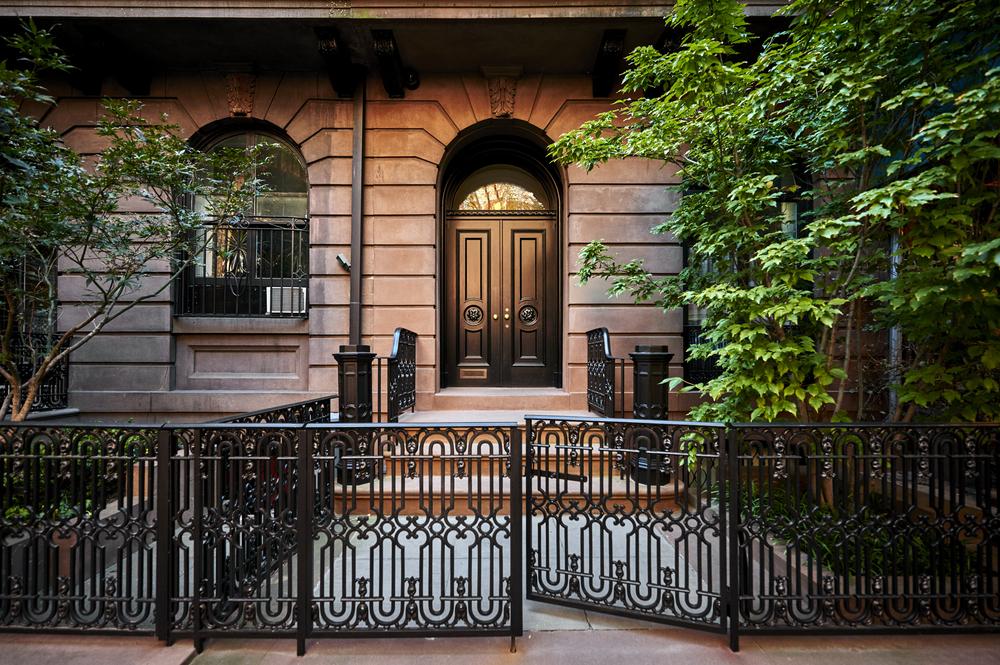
top-left (439, 124), bottom-right (562, 388)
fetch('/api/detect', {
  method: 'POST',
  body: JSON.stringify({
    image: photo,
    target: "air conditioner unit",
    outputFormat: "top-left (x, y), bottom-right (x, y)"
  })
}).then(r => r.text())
top-left (266, 286), bottom-right (307, 315)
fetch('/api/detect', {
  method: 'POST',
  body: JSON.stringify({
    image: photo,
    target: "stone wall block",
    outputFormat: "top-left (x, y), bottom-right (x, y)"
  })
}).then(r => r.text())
top-left (367, 100), bottom-right (458, 145)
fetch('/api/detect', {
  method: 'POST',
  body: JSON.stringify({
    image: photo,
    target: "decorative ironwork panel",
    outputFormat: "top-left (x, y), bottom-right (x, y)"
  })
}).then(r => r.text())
top-left (0, 334), bottom-right (69, 413)
top-left (386, 328), bottom-right (417, 422)
top-left (215, 395), bottom-right (336, 425)
top-left (308, 424), bottom-right (520, 636)
top-left (682, 323), bottom-right (722, 384)
top-left (734, 424), bottom-right (1000, 631)
top-left (169, 426), bottom-right (301, 637)
top-left (0, 425), bottom-right (158, 631)
top-left (525, 416), bottom-right (729, 632)
top-left (585, 328), bottom-right (619, 418)
top-left (175, 216), bottom-right (309, 318)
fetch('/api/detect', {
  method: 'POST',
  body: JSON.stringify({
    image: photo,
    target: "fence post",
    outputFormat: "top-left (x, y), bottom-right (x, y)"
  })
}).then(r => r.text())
top-left (155, 427), bottom-right (172, 645)
top-left (296, 426), bottom-right (313, 656)
top-left (334, 345), bottom-right (377, 422)
top-left (726, 426), bottom-right (741, 653)
top-left (629, 345), bottom-right (673, 419)
top-left (191, 428), bottom-right (204, 654)
top-left (509, 426), bottom-right (523, 652)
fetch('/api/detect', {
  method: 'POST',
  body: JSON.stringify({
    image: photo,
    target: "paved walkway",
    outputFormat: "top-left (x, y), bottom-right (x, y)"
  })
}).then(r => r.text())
top-left (0, 633), bottom-right (195, 665)
top-left (2, 620), bottom-right (997, 665)
top-left (188, 631), bottom-right (1000, 665)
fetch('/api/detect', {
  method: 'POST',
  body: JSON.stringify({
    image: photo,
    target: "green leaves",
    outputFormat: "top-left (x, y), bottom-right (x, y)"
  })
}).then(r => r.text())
top-left (555, 0), bottom-right (1000, 424)
top-left (0, 22), bottom-right (259, 421)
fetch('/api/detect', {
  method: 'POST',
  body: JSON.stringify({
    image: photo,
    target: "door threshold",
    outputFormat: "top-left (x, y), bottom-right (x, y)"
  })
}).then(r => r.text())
top-left (435, 387), bottom-right (569, 396)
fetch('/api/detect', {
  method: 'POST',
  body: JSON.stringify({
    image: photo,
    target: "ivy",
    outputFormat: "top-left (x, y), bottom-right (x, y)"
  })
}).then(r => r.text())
top-left (550, 0), bottom-right (1000, 423)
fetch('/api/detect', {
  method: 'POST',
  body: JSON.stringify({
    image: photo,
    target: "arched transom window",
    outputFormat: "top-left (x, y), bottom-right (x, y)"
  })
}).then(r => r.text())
top-left (454, 165), bottom-right (550, 211)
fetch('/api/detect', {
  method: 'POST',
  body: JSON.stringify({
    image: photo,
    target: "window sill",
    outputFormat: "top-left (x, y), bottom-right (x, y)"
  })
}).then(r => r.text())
top-left (173, 316), bottom-right (309, 334)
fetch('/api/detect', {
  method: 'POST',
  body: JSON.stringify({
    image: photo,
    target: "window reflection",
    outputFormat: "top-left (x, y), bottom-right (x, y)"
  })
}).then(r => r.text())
top-left (454, 165), bottom-right (550, 211)
top-left (459, 182), bottom-right (546, 211)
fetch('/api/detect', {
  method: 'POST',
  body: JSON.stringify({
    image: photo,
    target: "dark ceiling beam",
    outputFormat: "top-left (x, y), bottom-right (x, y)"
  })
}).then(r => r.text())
top-left (316, 26), bottom-right (359, 98)
top-left (371, 29), bottom-right (418, 99)
top-left (592, 29), bottom-right (626, 98)
top-left (58, 23), bottom-right (151, 96)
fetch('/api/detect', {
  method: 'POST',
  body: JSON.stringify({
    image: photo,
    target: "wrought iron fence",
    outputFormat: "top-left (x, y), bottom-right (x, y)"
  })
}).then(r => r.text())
top-left (732, 423), bottom-right (1000, 637)
top-left (585, 328), bottom-right (626, 418)
top-left (379, 327), bottom-right (416, 423)
top-left (212, 394), bottom-right (338, 424)
top-left (683, 323), bottom-right (722, 384)
top-left (0, 333), bottom-right (69, 413)
top-left (175, 216), bottom-right (309, 318)
top-left (525, 416), bottom-right (1000, 650)
top-left (1, 412), bottom-right (997, 655)
top-left (0, 418), bottom-right (521, 655)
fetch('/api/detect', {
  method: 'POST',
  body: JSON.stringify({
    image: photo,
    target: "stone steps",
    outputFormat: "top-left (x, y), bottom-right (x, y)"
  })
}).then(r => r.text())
top-left (418, 387), bottom-right (580, 413)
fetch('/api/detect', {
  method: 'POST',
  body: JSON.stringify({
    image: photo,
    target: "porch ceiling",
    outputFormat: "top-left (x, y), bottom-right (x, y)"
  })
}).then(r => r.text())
top-left (0, 16), bottom-right (669, 75)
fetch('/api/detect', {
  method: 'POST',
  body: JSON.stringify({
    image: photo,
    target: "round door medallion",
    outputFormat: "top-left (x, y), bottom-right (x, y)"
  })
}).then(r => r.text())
top-left (464, 305), bottom-right (484, 325)
top-left (519, 305), bottom-right (538, 325)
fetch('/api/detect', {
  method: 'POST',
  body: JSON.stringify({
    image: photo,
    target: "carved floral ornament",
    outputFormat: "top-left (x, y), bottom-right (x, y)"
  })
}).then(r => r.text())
top-left (225, 72), bottom-right (256, 117)
top-left (483, 66), bottom-right (522, 118)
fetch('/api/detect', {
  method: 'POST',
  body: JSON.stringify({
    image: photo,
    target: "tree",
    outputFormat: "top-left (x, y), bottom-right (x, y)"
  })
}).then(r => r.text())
top-left (0, 22), bottom-right (261, 421)
top-left (550, 0), bottom-right (1000, 423)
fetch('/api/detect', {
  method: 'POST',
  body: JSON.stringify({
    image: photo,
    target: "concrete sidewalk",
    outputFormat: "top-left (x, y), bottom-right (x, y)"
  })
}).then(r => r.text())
top-left (0, 633), bottom-right (195, 665)
top-left (2, 628), bottom-right (996, 665)
top-left (187, 630), bottom-right (1000, 665)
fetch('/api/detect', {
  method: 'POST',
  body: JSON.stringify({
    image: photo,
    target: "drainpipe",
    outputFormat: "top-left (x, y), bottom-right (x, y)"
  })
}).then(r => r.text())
top-left (335, 71), bottom-right (375, 423)
top-left (349, 74), bottom-right (366, 345)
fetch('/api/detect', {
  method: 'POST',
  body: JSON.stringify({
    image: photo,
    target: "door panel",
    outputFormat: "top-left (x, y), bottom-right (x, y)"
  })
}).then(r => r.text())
top-left (445, 222), bottom-right (500, 385)
top-left (445, 216), bottom-right (558, 387)
top-left (504, 222), bottom-right (553, 386)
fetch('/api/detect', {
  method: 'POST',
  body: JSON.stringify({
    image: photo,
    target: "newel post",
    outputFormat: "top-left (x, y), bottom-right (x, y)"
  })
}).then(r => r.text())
top-left (334, 344), bottom-right (377, 422)
top-left (629, 345), bottom-right (674, 420)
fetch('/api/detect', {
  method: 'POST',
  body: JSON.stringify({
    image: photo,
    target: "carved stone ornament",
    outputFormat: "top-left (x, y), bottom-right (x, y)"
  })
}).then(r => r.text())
top-left (488, 77), bottom-right (516, 117)
top-left (483, 66), bottom-right (522, 118)
top-left (225, 72), bottom-right (256, 117)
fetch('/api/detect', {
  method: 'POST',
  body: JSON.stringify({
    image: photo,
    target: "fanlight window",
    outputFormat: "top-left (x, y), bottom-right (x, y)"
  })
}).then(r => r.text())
top-left (178, 131), bottom-right (310, 318)
top-left (454, 165), bottom-right (549, 211)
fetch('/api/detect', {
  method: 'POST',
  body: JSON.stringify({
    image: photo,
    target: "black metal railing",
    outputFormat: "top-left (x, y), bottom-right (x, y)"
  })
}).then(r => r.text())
top-left (175, 216), bottom-right (309, 318)
top-left (213, 394), bottom-right (338, 424)
top-left (732, 423), bottom-right (1000, 635)
top-left (525, 416), bottom-right (1000, 651)
top-left (2, 408), bottom-right (996, 655)
top-left (0, 419), bottom-right (522, 655)
top-left (376, 327), bottom-right (416, 423)
top-left (586, 327), bottom-right (626, 418)
top-left (0, 333), bottom-right (69, 413)
top-left (683, 323), bottom-right (722, 384)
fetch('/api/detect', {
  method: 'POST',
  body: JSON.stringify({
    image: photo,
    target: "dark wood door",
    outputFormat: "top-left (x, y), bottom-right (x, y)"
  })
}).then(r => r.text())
top-left (444, 215), bottom-right (558, 387)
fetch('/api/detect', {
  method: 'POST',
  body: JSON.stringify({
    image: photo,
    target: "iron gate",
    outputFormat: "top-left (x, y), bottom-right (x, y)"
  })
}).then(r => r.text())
top-left (0, 421), bottom-right (521, 655)
top-left (524, 416), bottom-right (731, 635)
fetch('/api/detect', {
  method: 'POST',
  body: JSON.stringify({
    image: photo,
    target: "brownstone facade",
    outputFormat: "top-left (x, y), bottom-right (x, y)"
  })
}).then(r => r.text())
top-left (0, 1), bottom-right (784, 420)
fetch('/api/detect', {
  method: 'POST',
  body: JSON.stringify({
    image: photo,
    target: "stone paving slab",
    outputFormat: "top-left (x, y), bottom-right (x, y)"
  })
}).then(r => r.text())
top-left (0, 629), bottom-right (996, 665)
top-left (182, 631), bottom-right (1000, 665)
top-left (0, 633), bottom-right (195, 665)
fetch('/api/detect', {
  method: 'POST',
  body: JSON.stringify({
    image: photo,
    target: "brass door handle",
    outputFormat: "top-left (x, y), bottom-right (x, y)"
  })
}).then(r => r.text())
top-left (492, 314), bottom-right (499, 320)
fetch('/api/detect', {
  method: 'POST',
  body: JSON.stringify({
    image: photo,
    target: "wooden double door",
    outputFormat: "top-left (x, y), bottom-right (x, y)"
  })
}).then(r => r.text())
top-left (444, 215), bottom-right (559, 387)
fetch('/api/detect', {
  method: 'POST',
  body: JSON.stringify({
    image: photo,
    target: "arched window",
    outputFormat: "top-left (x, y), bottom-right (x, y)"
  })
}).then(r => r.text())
top-left (453, 165), bottom-right (550, 211)
top-left (177, 131), bottom-right (310, 318)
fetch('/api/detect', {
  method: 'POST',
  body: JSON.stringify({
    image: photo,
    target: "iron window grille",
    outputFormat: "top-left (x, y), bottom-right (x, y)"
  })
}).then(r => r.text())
top-left (175, 215), bottom-right (309, 317)
top-left (0, 332), bottom-right (69, 413)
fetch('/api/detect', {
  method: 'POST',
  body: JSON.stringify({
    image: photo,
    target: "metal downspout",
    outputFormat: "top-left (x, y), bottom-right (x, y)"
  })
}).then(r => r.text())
top-left (349, 76), bottom-right (365, 346)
